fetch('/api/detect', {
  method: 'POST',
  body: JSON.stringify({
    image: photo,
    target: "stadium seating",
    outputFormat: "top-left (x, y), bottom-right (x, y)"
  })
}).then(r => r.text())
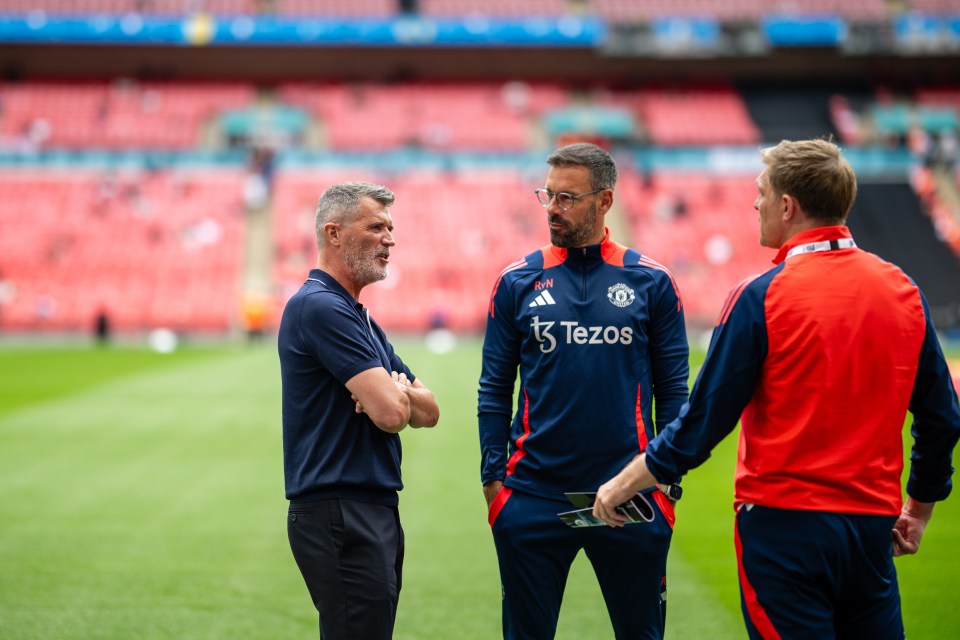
top-left (616, 170), bottom-right (772, 323)
top-left (590, 0), bottom-right (888, 22)
top-left (278, 82), bottom-right (542, 151)
top-left (909, 0), bottom-right (960, 14)
top-left (275, 0), bottom-right (397, 16)
top-left (0, 81), bottom-right (255, 150)
top-left (0, 168), bottom-right (247, 332)
top-left (614, 86), bottom-right (761, 146)
top-left (418, 0), bottom-right (571, 17)
top-left (2, 78), bottom-right (957, 335)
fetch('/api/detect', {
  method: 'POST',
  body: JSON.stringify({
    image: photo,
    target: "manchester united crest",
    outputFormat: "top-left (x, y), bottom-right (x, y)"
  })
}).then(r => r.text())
top-left (607, 283), bottom-right (635, 308)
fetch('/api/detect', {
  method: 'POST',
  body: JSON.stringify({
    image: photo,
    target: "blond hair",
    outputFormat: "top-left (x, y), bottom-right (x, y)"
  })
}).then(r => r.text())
top-left (760, 138), bottom-right (857, 223)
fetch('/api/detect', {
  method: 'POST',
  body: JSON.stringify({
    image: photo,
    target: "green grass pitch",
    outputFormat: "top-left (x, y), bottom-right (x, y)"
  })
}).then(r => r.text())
top-left (0, 339), bottom-right (958, 639)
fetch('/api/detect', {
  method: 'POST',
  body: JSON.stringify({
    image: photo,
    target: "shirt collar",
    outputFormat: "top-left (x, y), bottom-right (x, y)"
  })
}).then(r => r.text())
top-left (773, 225), bottom-right (853, 265)
top-left (307, 268), bottom-right (362, 309)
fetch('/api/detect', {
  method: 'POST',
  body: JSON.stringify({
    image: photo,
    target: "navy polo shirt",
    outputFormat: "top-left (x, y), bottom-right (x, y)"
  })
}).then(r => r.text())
top-left (279, 269), bottom-right (414, 505)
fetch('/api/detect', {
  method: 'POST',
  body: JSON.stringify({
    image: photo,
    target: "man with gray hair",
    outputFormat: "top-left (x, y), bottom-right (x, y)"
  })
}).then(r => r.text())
top-left (478, 143), bottom-right (690, 638)
top-left (279, 181), bottom-right (440, 639)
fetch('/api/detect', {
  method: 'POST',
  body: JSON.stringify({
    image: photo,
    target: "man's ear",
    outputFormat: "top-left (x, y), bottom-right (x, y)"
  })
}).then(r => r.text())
top-left (781, 193), bottom-right (799, 222)
top-left (323, 222), bottom-right (341, 246)
top-left (598, 189), bottom-right (614, 216)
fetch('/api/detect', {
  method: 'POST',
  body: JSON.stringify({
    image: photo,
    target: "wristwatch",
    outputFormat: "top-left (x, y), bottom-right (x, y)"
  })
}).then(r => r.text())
top-left (658, 483), bottom-right (683, 501)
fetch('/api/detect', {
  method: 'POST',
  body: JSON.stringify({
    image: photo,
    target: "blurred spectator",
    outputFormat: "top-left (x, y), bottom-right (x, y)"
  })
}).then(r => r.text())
top-left (241, 290), bottom-right (272, 342)
top-left (501, 80), bottom-right (532, 115)
top-left (94, 308), bottom-right (112, 346)
top-left (703, 232), bottom-right (733, 266)
top-left (35, 294), bottom-right (56, 326)
top-left (907, 123), bottom-right (935, 166)
top-left (830, 95), bottom-right (861, 145)
top-left (243, 171), bottom-right (270, 211)
top-left (672, 191), bottom-right (688, 218)
top-left (0, 270), bottom-right (14, 326)
top-left (936, 129), bottom-right (957, 170)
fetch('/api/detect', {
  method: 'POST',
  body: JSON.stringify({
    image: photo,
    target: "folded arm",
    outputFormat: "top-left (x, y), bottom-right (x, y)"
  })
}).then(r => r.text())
top-left (347, 367), bottom-right (440, 433)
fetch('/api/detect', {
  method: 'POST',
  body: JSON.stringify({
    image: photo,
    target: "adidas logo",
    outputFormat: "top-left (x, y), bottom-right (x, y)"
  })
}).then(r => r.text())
top-left (529, 291), bottom-right (557, 307)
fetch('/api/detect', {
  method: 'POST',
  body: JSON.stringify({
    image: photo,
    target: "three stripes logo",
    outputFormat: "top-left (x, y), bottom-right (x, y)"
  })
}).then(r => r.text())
top-left (529, 290), bottom-right (556, 307)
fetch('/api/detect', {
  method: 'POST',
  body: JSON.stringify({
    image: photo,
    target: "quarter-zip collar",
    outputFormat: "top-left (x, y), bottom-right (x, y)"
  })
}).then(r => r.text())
top-left (544, 228), bottom-right (616, 266)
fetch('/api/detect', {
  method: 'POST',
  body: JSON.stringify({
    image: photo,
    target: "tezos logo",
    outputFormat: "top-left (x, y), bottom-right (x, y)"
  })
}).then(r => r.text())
top-left (607, 283), bottom-right (635, 308)
top-left (530, 316), bottom-right (633, 354)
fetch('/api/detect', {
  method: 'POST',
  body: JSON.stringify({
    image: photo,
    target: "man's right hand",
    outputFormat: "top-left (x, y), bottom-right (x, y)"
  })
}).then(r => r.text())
top-left (483, 480), bottom-right (504, 509)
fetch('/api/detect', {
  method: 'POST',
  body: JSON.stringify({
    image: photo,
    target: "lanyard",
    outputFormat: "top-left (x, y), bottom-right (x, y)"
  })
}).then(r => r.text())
top-left (784, 238), bottom-right (856, 260)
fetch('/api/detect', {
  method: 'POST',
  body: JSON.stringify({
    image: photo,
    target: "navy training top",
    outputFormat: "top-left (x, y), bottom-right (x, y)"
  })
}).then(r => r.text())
top-left (478, 230), bottom-right (690, 500)
top-left (279, 268), bottom-right (414, 505)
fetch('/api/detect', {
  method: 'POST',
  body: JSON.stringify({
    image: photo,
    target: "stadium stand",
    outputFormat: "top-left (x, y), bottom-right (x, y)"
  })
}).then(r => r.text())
top-left (418, 0), bottom-right (571, 17)
top-left (589, 0), bottom-right (889, 22)
top-left (617, 86), bottom-right (761, 146)
top-left (0, 3), bottom-right (958, 338)
top-left (0, 81), bottom-right (255, 150)
top-left (0, 167), bottom-right (246, 332)
top-left (277, 0), bottom-right (397, 16)
top-left (615, 170), bottom-right (772, 323)
top-left (277, 82), bottom-right (552, 151)
top-left (909, 0), bottom-right (960, 13)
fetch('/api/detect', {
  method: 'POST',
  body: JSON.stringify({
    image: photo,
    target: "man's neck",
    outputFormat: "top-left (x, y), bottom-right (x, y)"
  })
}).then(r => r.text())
top-left (316, 260), bottom-right (361, 300)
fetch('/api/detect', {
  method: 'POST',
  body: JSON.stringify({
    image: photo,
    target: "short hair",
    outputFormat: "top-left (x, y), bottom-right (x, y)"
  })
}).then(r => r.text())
top-left (546, 142), bottom-right (618, 190)
top-left (315, 181), bottom-right (395, 245)
top-left (760, 138), bottom-right (857, 223)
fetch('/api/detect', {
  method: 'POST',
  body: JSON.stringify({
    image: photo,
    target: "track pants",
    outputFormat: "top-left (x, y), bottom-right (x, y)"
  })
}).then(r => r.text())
top-left (288, 498), bottom-right (404, 640)
top-left (490, 487), bottom-right (673, 639)
top-left (736, 505), bottom-right (903, 640)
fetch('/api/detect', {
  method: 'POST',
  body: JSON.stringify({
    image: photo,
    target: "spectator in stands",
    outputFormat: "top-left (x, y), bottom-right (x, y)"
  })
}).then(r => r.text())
top-left (241, 290), bottom-right (271, 342)
top-left (479, 143), bottom-right (689, 639)
top-left (93, 308), bottom-right (111, 346)
top-left (0, 269), bottom-right (14, 327)
top-left (671, 190), bottom-right (688, 218)
top-left (907, 123), bottom-right (935, 167)
top-left (592, 138), bottom-right (960, 640)
top-left (278, 181), bottom-right (440, 640)
top-left (936, 128), bottom-right (958, 170)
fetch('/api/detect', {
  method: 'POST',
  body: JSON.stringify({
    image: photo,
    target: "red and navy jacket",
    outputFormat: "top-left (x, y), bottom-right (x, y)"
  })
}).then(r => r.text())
top-left (645, 226), bottom-right (960, 515)
top-left (478, 229), bottom-right (690, 502)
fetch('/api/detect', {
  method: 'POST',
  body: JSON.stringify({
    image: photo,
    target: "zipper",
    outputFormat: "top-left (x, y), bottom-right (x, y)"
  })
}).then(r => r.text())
top-left (581, 247), bottom-right (587, 301)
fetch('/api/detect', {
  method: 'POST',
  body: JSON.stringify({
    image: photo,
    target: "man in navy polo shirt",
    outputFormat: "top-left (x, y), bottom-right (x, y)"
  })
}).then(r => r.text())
top-left (279, 181), bottom-right (440, 640)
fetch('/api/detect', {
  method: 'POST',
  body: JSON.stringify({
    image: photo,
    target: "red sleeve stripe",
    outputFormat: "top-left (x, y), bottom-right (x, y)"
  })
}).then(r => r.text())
top-left (639, 255), bottom-right (683, 312)
top-left (717, 273), bottom-right (760, 326)
top-left (488, 258), bottom-right (527, 318)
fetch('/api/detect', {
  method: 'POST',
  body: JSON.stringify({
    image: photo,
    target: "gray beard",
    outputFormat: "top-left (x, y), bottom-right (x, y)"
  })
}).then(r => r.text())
top-left (344, 246), bottom-right (388, 288)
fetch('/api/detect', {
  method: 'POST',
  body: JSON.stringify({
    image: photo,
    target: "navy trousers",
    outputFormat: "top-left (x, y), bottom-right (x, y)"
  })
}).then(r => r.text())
top-left (490, 487), bottom-right (673, 639)
top-left (736, 505), bottom-right (903, 640)
top-left (288, 498), bottom-right (404, 640)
